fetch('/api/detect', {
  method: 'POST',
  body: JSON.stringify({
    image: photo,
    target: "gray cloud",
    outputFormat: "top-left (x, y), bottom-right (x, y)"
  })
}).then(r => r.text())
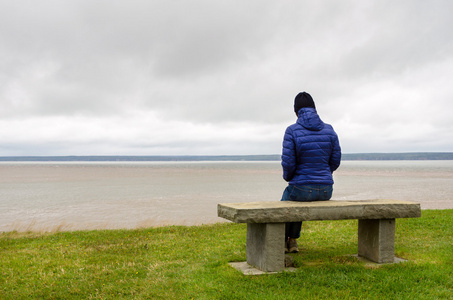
top-left (1, 0), bottom-right (452, 155)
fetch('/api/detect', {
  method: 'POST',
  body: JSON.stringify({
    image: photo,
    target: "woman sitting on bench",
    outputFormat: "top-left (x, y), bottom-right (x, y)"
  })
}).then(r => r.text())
top-left (281, 92), bottom-right (342, 253)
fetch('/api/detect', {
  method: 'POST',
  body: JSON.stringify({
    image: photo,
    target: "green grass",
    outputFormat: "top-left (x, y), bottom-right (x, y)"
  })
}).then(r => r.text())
top-left (1, 210), bottom-right (452, 299)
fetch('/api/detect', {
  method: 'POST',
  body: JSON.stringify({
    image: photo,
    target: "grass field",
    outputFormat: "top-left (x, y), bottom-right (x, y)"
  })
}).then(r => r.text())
top-left (1, 210), bottom-right (452, 299)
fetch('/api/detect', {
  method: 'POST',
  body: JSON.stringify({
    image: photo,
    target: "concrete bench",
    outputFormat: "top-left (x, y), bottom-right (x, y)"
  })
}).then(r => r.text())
top-left (218, 200), bottom-right (421, 273)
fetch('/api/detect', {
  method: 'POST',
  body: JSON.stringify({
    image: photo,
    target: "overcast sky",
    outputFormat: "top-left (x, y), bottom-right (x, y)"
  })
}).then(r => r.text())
top-left (1, 0), bottom-right (452, 156)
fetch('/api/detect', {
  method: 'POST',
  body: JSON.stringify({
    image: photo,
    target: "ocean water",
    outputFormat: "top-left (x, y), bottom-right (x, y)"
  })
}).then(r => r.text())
top-left (1, 160), bottom-right (452, 232)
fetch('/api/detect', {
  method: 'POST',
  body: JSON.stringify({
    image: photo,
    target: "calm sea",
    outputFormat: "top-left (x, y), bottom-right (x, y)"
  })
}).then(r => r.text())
top-left (1, 160), bottom-right (452, 232)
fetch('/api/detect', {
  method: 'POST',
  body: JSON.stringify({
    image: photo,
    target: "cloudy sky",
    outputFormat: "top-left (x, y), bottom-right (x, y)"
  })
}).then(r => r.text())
top-left (1, 0), bottom-right (452, 156)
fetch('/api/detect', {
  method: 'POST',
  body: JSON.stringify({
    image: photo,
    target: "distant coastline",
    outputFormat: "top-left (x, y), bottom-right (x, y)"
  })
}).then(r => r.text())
top-left (1, 152), bottom-right (453, 161)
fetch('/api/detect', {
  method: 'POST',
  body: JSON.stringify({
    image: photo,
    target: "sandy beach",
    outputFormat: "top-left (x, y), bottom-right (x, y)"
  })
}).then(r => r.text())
top-left (1, 161), bottom-right (452, 232)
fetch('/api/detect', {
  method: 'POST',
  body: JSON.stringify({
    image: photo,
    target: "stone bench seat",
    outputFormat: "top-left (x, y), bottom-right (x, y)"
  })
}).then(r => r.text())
top-left (218, 200), bottom-right (421, 273)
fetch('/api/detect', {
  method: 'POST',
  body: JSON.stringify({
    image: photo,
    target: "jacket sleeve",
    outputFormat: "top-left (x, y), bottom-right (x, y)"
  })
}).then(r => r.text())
top-left (281, 126), bottom-right (297, 182)
top-left (329, 132), bottom-right (341, 173)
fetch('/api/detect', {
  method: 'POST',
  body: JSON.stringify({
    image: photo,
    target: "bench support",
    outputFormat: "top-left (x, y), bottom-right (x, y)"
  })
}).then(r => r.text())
top-left (245, 218), bottom-right (397, 272)
top-left (247, 223), bottom-right (285, 272)
top-left (358, 219), bottom-right (395, 263)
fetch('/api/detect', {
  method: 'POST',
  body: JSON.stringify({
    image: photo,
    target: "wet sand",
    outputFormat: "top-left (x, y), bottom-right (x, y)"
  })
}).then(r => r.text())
top-left (1, 161), bottom-right (452, 232)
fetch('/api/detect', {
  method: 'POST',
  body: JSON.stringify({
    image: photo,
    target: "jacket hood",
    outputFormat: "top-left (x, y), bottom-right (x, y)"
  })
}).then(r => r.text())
top-left (297, 107), bottom-right (324, 131)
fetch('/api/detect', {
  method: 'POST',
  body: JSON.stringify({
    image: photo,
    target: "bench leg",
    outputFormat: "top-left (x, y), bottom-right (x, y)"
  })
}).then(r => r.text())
top-left (358, 219), bottom-right (395, 263)
top-left (246, 223), bottom-right (285, 272)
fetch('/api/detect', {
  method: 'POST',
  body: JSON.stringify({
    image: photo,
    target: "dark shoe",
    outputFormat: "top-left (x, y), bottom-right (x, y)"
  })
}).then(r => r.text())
top-left (288, 238), bottom-right (299, 253)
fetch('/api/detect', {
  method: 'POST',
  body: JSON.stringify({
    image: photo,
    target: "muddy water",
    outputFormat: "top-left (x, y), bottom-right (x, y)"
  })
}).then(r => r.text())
top-left (1, 160), bottom-right (452, 232)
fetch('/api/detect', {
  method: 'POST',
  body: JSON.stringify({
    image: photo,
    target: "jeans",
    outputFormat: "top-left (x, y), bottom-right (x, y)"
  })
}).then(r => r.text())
top-left (281, 184), bottom-right (333, 239)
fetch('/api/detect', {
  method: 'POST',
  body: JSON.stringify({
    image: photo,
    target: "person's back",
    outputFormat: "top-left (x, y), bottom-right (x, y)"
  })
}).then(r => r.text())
top-left (282, 106), bottom-right (341, 185)
top-left (281, 92), bottom-right (341, 253)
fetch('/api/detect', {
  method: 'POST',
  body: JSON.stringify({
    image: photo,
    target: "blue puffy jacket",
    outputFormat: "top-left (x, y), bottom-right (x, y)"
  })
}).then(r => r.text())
top-left (281, 107), bottom-right (341, 185)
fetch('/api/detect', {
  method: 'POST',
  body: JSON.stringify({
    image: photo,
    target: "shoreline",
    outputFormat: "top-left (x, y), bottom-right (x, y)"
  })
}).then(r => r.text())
top-left (3, 205), bottom-right (452, 233)
top-left (2, 152), bottom-right (453, 162)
